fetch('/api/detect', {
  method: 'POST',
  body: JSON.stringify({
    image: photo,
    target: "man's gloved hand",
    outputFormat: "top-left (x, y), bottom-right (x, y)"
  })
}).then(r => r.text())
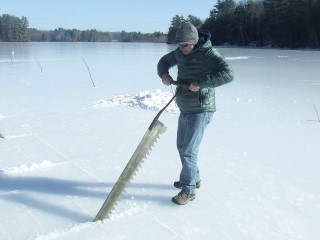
top-left (189, 81), bottom-right (200, 92)
top-left (161, 73), bottom-right (173, 86)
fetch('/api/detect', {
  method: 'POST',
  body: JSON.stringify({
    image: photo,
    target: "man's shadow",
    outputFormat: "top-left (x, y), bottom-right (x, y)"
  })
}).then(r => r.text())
top-left (0, 174), bottom-right (172, 221)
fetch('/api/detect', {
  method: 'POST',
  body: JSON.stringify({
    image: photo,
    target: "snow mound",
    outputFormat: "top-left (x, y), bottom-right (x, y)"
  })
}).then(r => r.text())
top-left (94, 90), bottom-right (179, 113)
top-left (0, 114), bottom-right (6, 120)
top-left (4, 160), bottom-right (64, 175)
top-left (110, 198), bottom-right (148, 220)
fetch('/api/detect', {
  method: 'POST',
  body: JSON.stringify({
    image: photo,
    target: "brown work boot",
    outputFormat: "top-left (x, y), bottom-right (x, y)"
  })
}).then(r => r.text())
top-left (173, 180), bottom-right (201, 189)
top-left (172, 191), bottom-right (196, 205)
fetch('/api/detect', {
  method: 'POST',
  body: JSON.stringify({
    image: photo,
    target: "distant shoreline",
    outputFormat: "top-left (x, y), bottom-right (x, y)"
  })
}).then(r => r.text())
top-left (1, 41), bottom-right (318, 51)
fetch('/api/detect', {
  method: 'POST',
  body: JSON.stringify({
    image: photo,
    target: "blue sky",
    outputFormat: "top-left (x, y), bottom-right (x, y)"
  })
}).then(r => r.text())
top-left (1, 0), bottom-right (219, 33)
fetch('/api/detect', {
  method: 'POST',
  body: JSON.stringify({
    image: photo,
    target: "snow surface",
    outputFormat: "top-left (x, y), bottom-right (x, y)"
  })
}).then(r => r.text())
top-left (1, 43), bottom-right (320, 240)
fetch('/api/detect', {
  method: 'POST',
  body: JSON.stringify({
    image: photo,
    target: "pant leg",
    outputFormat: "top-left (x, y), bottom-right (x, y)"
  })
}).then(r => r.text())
top-left (177, 111), bottom-right (213, 194)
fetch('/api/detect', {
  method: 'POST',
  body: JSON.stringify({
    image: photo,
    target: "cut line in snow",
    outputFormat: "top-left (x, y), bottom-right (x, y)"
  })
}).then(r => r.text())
top-left (226, 56), bottom-right (250, 60)
top-left (0, 58), bottom-right (62, 63)
top-left (5, 133), bottom-right (33, 140)
top-left (303, 79), bottom-right (320, 85)
top-left (4, 160), bottom-right (64, 175)
top-left (94, 90), bottom-right (179, 113)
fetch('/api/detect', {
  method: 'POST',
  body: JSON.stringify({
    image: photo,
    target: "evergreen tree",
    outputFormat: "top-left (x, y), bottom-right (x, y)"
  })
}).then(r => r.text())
top-left (186, 15), bottom-right (203, 29)
top-left (0, 14), bottom-right (29, 41)
top-left (201, 0), bottom-right (320, 48)
top-left (167, 15), bottom-right (184, 43)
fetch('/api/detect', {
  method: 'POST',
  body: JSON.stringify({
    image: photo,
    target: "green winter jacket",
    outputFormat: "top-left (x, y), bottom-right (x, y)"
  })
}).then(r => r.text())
top-left (157, 38), bottom-right (234, 113)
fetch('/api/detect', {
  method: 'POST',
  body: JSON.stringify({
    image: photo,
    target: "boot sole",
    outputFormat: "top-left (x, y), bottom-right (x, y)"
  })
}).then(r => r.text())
top-left (171, 195), bottom-right (196, 205)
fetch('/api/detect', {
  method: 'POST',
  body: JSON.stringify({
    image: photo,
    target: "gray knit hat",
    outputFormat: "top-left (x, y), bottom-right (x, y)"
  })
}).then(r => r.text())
top-left (175, 22), bottom-right (199, 45)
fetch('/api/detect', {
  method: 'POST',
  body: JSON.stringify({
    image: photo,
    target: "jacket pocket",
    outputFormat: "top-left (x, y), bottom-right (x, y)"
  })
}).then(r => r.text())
top-left (199, 88), bottom-right (214, 107)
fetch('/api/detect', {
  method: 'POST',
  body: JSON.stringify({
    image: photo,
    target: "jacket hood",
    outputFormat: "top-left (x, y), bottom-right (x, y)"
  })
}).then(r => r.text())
top-left (194, 29), bottom-right (212, 49)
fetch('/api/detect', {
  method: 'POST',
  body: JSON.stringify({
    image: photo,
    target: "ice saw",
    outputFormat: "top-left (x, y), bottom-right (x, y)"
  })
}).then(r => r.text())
top-left (93, 81), bottom-right (183, 221)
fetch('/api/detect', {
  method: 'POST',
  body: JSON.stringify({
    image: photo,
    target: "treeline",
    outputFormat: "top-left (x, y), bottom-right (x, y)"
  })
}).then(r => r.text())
top-left (0, 14), bottom-right (30, 41)
top-left (168, 0), bottom-right (320, 49)
top-left (2, 0), bottom-right (320, 49)
top-left (29, 28), bottom-right (166, 42)
top-left (0, 14), bottom-right (166, 43)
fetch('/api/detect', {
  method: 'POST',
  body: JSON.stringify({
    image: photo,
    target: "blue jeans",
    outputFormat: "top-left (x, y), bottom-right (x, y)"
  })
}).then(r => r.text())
top-left (177, 111), bottom-right (213, 194)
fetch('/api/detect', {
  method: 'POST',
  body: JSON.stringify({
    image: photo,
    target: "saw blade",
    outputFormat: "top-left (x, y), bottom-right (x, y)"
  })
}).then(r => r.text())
top-left (93, 120), bottom-right (166, 221)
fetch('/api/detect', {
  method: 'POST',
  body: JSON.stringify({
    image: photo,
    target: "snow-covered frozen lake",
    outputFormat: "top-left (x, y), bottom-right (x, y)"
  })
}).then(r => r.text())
top-left (1, 42), bottom-right (320, 240)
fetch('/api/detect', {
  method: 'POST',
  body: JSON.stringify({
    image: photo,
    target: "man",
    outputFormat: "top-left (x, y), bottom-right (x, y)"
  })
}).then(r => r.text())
top-left (157, 22), bottom-right (234, 205)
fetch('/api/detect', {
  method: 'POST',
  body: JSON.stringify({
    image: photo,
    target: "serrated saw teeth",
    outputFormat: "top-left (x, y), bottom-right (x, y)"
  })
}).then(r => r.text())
top-left (93, 120), bottom-right (166, 222)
